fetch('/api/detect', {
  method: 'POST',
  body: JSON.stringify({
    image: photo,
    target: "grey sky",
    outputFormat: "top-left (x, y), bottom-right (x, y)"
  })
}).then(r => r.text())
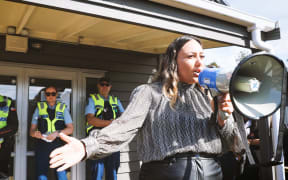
top-left (204, 0), bottom-right (288, 69)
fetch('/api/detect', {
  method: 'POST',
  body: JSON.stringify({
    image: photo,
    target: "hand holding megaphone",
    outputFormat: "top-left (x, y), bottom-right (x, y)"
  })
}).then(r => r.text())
top-left (217, 93), bottom-right (233, 125)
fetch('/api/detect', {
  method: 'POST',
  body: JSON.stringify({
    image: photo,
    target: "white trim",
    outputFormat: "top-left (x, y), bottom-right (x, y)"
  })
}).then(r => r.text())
top-left (71, 72), bottom-right (79, 180)
top-left (15, 69), bottom-right (27, 180)
top-left (72, 72), bottom-right (103, 180)
top-left (150, 0), bottom-right (277, 32)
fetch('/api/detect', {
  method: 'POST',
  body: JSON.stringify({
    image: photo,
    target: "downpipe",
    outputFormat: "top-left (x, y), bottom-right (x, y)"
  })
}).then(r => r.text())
top-left (248, 24), bottom-right (274, 54)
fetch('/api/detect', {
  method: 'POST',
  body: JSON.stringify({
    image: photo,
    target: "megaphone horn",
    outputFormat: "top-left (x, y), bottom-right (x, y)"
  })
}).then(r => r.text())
top-left (199, 53), bottom-right (285, 120)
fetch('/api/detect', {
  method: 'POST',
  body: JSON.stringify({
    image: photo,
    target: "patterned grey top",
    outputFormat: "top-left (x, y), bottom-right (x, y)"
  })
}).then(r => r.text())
top-left (82, 82), bottom-right (244, 162)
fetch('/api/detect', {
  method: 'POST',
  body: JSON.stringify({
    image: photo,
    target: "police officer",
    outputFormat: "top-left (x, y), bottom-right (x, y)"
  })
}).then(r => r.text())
top-left (30, 86), bottom-right (73, 180)
top-left (0, 95), bottom-right (18, 179)
top-left (85, 77), bottom-right (124, 180)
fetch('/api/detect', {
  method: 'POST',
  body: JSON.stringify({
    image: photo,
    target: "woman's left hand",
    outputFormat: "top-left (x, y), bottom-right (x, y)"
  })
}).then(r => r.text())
top-left (217, 93), bottom-right (234, 126)
top-left (218, 93), bottom-right (233, 114)
top-left (49, 133), bottom-right (86, 171)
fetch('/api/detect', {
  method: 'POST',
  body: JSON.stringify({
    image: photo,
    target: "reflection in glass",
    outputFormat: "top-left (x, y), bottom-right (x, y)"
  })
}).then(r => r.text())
top-left (0, 76), bottom-right (16, 99)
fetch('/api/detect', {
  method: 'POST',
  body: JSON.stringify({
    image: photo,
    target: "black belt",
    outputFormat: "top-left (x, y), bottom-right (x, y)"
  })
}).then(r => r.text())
top-left (165, 152), bottom-right (218, 160)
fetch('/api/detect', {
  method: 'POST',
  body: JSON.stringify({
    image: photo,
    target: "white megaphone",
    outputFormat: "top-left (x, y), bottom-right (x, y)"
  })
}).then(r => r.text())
top-left (199, 53), bottom-right (285, 120)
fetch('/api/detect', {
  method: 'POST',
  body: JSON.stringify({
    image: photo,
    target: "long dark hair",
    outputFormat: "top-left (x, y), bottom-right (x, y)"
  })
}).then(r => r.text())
top-left (153, 35), bottom-right (202, 107)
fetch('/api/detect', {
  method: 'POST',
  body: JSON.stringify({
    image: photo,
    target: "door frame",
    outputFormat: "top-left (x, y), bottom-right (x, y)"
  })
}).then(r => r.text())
top-left (71, 72), bottom-right (104, 180)
top-left (0, 61), bottom-right (105, 180)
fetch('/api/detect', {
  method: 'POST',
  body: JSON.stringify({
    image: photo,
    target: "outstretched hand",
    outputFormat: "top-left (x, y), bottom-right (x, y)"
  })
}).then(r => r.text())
top-left (49, 133), bottom-right (86, 171)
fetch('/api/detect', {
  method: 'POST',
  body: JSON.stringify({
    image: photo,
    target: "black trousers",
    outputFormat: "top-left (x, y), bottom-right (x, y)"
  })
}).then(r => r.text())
top-left (139, 156), bottom-right (222, 180)
top-left (0, 138), bottom-right (14, 175)
top-left (34, 139), bottom-right (65, 178)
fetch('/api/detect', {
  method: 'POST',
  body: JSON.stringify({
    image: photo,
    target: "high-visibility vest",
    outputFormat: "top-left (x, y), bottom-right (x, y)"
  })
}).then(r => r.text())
top-left (37, 101), bottom-right (66, 134)
top-left (0, 95), bottom-right (11, 143)
top-left (86, 94), bottom-right (120, 134)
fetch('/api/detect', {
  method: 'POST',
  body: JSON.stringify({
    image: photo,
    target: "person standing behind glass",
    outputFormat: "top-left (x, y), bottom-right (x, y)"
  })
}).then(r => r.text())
top-left (30, 86), bottom-right (73, 180)
top-left (85, 77), bottom-right (124, 180)
top-left (0, 95), bottom-right (18, 179)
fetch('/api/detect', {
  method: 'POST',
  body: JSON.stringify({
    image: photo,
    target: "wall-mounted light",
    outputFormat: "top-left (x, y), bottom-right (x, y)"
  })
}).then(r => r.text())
top-left (7, 26), bottom-right (16, 35)
top-left (20, 28), bottom-right (29, 37)
top-left (30, 78), bottom-right (36, 84)
top-left (6, 26), bottom-right (30, 37)
top-left (11, 79), bottom-right (16, 85)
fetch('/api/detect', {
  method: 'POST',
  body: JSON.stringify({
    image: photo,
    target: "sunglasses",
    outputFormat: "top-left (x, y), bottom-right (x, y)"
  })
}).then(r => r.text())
top-left (100, 83), bottom-right (110, 87)
top-left (45, 92), bottom-right (57, 97)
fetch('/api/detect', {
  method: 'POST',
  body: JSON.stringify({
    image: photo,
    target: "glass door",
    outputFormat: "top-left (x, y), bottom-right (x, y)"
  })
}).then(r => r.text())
top-left (21, 67), bottom-right (77, 180)
top-left (0, 75), bottom-right (17, 179)
top-left (27, 77), bottom-right (72, 180)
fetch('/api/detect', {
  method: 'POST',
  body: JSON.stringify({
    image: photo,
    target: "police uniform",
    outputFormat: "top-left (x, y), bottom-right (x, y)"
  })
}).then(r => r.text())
top-left (0, 95), bottom-right (18, 177)
top-left (85, 94), bottom-right (124, 180)
top-left (31, 101), bottom-right (72, 180)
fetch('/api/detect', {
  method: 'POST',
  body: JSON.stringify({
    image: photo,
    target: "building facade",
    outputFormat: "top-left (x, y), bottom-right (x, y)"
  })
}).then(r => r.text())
top-left (0, 0), bottom-right (280, 179)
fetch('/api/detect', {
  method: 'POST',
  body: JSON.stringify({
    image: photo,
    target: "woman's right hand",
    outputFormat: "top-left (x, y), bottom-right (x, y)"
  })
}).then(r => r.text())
top-left (49, 133), bottom-right (86, 171)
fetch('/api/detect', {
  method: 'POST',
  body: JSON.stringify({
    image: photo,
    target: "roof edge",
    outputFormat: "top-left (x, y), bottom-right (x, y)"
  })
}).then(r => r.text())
top-left (149, 0), bottom-right (277, 32)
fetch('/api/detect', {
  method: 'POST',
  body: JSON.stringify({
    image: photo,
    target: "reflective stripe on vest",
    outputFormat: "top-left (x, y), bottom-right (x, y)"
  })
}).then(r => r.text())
top-left (0, 96), bottom-right (11, 129)
top-left (86, 94), bottom-right (119, 133)
top-left (38, 102), bottom-right (66, 134)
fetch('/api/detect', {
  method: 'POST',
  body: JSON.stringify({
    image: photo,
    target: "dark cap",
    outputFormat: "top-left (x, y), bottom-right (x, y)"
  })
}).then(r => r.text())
top-left (98, 77), bottom-right (110, 84)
